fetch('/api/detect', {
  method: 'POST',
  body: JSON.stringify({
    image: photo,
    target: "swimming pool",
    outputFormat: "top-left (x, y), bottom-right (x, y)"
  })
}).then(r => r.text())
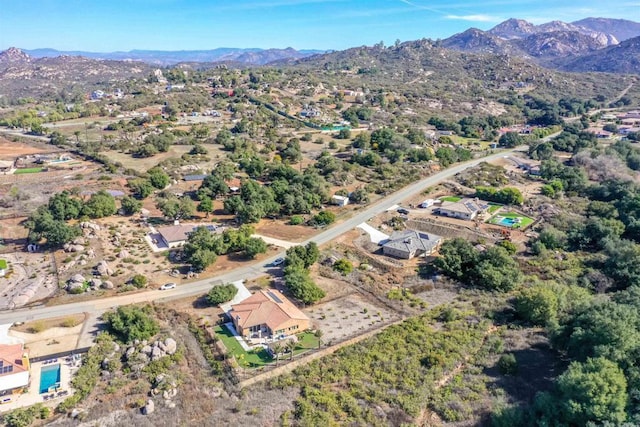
top-left (40, 364), bottom-right (61, 394)
top-left (499, 217), bottom-right (519, 226)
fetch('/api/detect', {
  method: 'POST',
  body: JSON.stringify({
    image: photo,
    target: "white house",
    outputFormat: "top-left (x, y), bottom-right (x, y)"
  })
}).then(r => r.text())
top-left (331, 195), bottom-right (349, 207)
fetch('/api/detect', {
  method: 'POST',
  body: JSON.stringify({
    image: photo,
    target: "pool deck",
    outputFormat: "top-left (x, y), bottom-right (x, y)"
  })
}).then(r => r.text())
top-left (0, 358), bottom-right (76, 413)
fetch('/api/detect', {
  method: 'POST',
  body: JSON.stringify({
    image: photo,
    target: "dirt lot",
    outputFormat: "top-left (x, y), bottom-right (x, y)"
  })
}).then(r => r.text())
top-left (253, 219), bottom-right (317, 243)
top-left (0, 136), bottom-right (56, 160)
top-left (305, 293), bottom-right (400, 346)
top-left (99, 143), bottom-right (225, 173)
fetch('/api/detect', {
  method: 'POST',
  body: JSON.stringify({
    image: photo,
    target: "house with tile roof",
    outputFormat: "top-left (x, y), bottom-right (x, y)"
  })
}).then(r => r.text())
top-left (436, 198), bottom-right (489, 221)
top-left (229, 289), bottom-right (311, 340)
top-left (0, 344), bottom-right (30, 395)
top-left (382, 230), bottom-right (442, 259)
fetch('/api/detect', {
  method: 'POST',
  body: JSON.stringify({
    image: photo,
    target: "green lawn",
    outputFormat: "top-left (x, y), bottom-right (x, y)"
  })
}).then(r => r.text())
top-left (440, 196), bottom-right (462, 203)
top-left (488, 203), bottom-right (502, 214)
top-left (14, 167), bottom-right (43, 174)
top-left (213, 325), bottom-right (319, 368)
top-left (488, 212), bottom-right (535, 229)
top-left (0, 259), bottom-right (7, 269)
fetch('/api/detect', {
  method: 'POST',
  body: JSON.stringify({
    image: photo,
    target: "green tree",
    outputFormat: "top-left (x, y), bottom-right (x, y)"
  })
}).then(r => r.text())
top-left (103, 305), bottom-right (159, 343)
top-left (206, 284), bottom-right (238, 306)
top-left (128, 178), bottom-right (154, 199)
top-left (157, 196), bottom-right (195, 220)
top-left (197, 196), bottom-right (214, 217)
top-left (434, 238), bottom-right (478, 281)
top-left (499, 131), bottom-right (524, 148)
top-left (472, 246), bottom-right (522, 292)
top-left (244, 237), bottom-right (267, 259)
top-left (190, 144), bottom-right (208, 155)
top-left (515, 285), bottom-right (559, 326)
top-left (83, 190), bottom-right (117, 218)
top-left (147, 167), bottom-right (170, 189)
top-left (120, 195), bottom-right (142, 215)
top-left (48, 191), bottom-right (83, 220)
top-left (311, 210), bottom-right (335, 226)
top-left (556, 357), bottom-right (628, 425)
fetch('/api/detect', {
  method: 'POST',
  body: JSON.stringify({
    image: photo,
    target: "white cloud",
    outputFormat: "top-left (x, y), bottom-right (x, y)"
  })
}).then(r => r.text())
top-left (445, 14), bottom-right (502, 22)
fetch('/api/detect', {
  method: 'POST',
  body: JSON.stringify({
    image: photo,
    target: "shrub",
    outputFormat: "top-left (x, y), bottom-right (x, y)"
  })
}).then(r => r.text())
top-left (206, 284), bottom-right (238, 306)
top-left (497, 353), bottom-right (518, 375)
top-left (333, 258), bottom-right (353, 275)
top-left (103, 305), bottom-right (159, 343)
top-left (130, 274), bottom-right (148, 288)
top-left (290, 215), bottom-right (304, 225)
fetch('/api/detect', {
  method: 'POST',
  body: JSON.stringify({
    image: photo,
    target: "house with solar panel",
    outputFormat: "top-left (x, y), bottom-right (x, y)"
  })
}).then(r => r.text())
top-left (228, 289), bottom-right (311, 341)
top-left (435, 198), bottom-right (490, 221)
top-left (382, 230), bottom-right (442, 259)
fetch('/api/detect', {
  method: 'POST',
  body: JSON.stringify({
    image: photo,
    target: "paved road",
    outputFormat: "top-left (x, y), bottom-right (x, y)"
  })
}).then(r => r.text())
top-left (0, 147), bottom-right (519, 325)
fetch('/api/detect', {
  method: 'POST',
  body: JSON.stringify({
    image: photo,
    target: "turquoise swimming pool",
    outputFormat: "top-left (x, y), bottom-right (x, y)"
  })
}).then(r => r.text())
top-left (39, 364), bottom-right (61, 394)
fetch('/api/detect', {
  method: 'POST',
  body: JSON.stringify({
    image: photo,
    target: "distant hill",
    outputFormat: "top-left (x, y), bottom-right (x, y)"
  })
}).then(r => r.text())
top-left (22, 47), bottom-right (326, 66)
top-left (557, 36), bottom-right (640, 74)
top-left (444, 17), bottom-right (640, 73)
top-left (573, 18), bottom-right (640, 42)
top-left (0, 48), bottom-right (149, 99)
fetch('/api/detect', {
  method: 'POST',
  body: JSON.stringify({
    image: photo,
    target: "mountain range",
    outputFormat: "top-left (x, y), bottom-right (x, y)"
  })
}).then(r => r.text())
top-left (1, 17), bottom-right (639, 99)
top-left (21, 47), bottom-right (326, 66)
top-left (441, 17), bottom-right (640, 73)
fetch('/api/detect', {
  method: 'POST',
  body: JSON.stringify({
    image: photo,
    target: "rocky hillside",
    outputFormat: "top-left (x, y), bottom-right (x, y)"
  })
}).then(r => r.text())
top-left (557, 36), bottom-right (640, 74)
top-left (0, 48), bottom-right (150, 99)
top-left (573, 17), bottom-right (640, 42)
top-left (443, 17), bottom-right (640, 73)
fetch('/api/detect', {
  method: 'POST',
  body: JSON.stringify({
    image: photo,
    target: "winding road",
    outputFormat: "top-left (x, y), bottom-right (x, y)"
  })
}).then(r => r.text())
top-left (0, 147), bottom-right (521, 325)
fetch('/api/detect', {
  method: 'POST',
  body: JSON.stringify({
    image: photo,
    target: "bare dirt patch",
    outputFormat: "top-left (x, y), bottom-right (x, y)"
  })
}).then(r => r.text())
top-left (305, 293), bottom-right (400, 345)
top-left (254, 219), bottom-right (317, 243)
top-left (0, 136), bottom-right (55, 160)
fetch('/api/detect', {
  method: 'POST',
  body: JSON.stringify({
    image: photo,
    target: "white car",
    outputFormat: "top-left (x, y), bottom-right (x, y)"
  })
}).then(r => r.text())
top-left (271, 257), bottom-right (285, 267)
top-left (159, 282), bottom-right (176, 290)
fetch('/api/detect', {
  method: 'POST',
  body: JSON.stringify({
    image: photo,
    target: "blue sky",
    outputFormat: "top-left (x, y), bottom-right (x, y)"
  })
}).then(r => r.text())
top-left (0, 0), bottom-right (638, 51)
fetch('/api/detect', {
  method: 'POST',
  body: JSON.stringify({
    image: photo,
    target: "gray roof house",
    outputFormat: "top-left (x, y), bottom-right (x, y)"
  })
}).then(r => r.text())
top-left (382, 230), bottom-right (442, 259)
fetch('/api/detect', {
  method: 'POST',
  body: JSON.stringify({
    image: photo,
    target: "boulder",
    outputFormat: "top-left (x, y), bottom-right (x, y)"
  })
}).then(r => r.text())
top-left (102, 281), bottom-right (115, 290)
top-left (73, 237), bottom-right (86, 245)
top-left (90, 278), bottom-right (102, 288)
top-left (141, 345), bottom-right (152, 355)
top-left (118, 250), bottom-right (130, 259)
top-left (70, 274), bottom-right (85, 283)
top-left (100, 370), bottom-right (111, 378)
top-left (96, 260), bottom-right (113, 276)
top-left (125, 346), bottom-right (136, 358)
top-left (151, 346), bottom-right (164, 361)
top-left (141, 399), bottom-right (155, 415)
top-left (101, 358), bottom-right (110, 369)
top-left (164, 338), bottom-right (177, 355)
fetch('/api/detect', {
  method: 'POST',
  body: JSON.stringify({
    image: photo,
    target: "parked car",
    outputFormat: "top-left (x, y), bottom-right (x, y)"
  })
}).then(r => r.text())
top-left (396, 208), bottom-right (410, 215)
top-left (271, 257), bottom-right (285, 267)
top-left (159, 282), bottom-right (177, 290)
